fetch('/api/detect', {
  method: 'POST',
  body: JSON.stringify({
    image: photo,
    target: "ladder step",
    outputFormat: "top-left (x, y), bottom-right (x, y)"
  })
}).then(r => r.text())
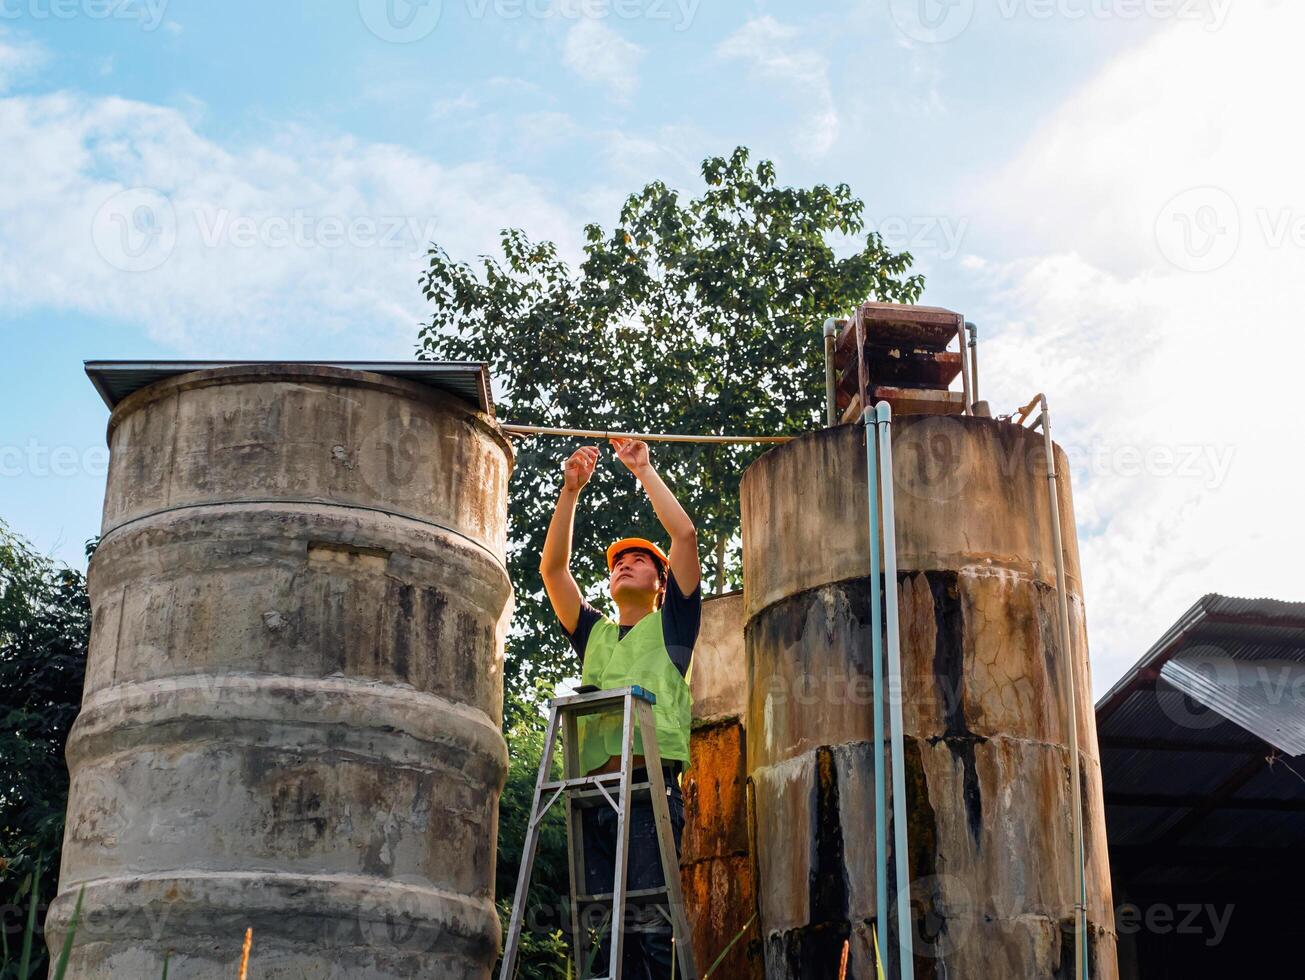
top-left (566, 782), bottom-right (652, 807)
top-left (575, 886), bottom-right (669, 905)
top-left (541, 773), bottom-right (620, 792)
top-left (541, 774), bottom-right (656, 794)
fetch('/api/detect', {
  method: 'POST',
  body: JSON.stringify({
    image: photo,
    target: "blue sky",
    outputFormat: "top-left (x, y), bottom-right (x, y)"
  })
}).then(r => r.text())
top-left (2, 0), bottom-right (1299, 692)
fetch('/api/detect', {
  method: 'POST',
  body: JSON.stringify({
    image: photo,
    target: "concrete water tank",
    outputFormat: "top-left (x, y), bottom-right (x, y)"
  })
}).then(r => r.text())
top-left (680, 591), bottom-right (762, 980)
top-left (46, 365), bottom-right (513, 979)
top-left (741, 418), bottom-right (1116, 978)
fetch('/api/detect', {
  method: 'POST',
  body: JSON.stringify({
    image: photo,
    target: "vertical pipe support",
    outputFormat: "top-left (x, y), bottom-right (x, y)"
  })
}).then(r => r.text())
top-left (863, 409), bottom-right (890, 978)
top-left (1040, 397), bottom-right (1088, 980)
top-left (875, 401), bottom-right (915, 980)
top-left (956, 314), bottom-right (971, 416)
top-left (824, 319), bottom-right (839, 427)
top-left (965, 322), bottom-right (979, 408)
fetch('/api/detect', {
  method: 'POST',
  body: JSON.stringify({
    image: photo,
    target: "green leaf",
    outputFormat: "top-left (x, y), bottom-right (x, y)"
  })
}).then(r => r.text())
top-left (48, 886), bottom-right (83, 980)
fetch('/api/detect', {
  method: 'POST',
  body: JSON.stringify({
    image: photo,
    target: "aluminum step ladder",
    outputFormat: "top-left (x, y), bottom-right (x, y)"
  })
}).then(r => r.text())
top-left (499, 685), bottom-right (698, 980)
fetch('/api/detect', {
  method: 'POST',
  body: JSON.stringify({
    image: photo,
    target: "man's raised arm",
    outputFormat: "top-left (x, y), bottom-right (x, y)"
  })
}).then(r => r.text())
top-left (610, 438), bottom-right (700, 595)
top-left (539, 445), bottom-right (599, 634)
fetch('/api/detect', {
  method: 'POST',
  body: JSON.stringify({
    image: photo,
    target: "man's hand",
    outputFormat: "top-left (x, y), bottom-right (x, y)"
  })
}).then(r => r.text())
top-left (609, 437), bottom-right (651, 476)
top-left (563, 446), bottom-right (600, 492)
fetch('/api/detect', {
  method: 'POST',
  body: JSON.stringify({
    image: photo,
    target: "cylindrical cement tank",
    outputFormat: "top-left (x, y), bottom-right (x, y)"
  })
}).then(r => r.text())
top-left (46, 365), bottom-right (513, 979)
top-left (741, 418), bottom-right (1116, 979)
top-left (680, 592), bottom-right (763, 980)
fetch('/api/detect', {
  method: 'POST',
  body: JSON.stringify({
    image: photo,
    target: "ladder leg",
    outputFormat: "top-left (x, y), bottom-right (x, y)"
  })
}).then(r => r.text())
top-left (499, 705), bottom-right (563, 980)
top-left (561, 709), bottom-right (590, 976)
top-left (637, 700), bottom-right (699, 980)
top-left (608, 694), bottom-right (636, 980)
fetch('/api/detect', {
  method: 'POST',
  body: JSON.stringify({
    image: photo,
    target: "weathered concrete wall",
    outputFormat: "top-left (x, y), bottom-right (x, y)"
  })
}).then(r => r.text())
top-left (47, 365), bottom-right (514, 979)
top-left (681, 592), bottom-right (763, 979)
top-left (741, 418), bottom-right (1116, 979)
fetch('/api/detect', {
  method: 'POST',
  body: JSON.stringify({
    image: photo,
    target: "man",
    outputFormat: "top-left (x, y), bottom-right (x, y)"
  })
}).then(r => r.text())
top-left (539, 436), bottom-right (700, 979)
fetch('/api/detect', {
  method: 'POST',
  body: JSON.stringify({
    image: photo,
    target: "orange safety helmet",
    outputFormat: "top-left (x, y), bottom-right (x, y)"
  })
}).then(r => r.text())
top-left (606, 537), bottom-right (670, 575)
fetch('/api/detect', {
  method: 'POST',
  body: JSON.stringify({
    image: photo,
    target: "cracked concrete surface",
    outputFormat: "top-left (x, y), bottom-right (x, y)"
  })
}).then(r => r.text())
top-left (47, 366), bottom-right (514, 979)
top-left (741, 420), bottom-right (1116, 980)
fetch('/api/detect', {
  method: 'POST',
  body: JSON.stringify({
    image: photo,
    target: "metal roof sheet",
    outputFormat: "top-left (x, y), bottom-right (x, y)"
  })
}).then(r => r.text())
top-left (1096, 593), bottom-right (1305, 877)
top-left (84, 360), bottom-right (494, 416)
top-left (1160, 653), bottom-right (1305, 756)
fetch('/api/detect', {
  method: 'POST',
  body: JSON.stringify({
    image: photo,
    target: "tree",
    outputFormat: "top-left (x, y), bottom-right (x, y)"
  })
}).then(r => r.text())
top-left (419, 147), bottom-right (923, 700)
top-left (0, 525), bottom-right (92, 977)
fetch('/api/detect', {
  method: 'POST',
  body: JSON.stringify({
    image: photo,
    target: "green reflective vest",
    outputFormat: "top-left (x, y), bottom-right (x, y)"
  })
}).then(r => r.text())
top-left (577, 611), bottom-right (692, 776)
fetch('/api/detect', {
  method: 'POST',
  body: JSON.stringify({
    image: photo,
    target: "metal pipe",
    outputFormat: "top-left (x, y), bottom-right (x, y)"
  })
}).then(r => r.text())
top-left (956, 315), bottom-right (971, 417)
top-left (965, 322), bottom-right (979, 407)
top-left (1013, 393), bottom-right (1044, 427)
top-left (876, 400), bottom-right (915, 979)
top-left (863, 408), bottom-right (890, 979)
top-left (824, 318), bottom-right (839, 427)
top-left (501, 424), bottom-right (794, 445)
top-left (1039, 397), bottom-right (1088, 980)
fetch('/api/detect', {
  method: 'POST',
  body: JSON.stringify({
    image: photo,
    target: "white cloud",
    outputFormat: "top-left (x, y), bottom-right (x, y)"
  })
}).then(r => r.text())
top-left (0, 92), bottom-right (581, 354)
top-left (969, 2), bottom-right (1305, 694)
top-left (562, 18), bottom-right (643, 102)
top-left (716, 16), bottom-right (839, 158)
top-left (0, 29), bottom-right (47, 93)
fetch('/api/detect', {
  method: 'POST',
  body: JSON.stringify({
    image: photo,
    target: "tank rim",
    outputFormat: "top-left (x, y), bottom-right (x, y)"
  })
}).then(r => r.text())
top-left (103, 362), bottom-right (515, 463)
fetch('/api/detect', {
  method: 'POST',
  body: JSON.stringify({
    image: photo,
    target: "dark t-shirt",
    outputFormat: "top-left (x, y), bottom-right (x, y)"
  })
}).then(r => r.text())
top-left (565, 571), bottom-right (702, 677)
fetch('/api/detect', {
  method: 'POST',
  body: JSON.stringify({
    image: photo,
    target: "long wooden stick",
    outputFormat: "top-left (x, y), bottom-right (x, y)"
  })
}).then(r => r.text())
top-left (501, 423), bottom-right (794, 445)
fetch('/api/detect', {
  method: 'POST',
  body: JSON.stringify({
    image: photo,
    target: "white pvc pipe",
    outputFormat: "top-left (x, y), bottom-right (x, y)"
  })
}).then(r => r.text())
top-left (876, 400), bottom-right (915, 980)
top-left (863, 408), bottom-right (891, 978)
top-left (501, 424), bottom-right (794, 445)
top-left (824, 318), bottom-right (840, 428)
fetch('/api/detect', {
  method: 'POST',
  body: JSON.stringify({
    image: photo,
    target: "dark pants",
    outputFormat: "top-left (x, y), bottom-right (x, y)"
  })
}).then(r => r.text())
top-left (580, 767), bottom-right (685, 979)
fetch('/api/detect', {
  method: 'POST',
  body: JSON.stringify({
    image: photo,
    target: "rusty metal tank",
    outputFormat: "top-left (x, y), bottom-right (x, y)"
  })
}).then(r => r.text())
top-left (46, 365), bottom-right (513, 979)
top-left (680, 591), bottom-right (763, 979)
top-left (741, 417), bottom-right (1116, 979)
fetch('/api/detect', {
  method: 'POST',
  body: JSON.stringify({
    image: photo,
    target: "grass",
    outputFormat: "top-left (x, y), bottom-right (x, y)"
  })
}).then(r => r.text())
top-left (2, 857), bottom-right (83, 980)
top-left (2, 868), bottom-right (132, 980)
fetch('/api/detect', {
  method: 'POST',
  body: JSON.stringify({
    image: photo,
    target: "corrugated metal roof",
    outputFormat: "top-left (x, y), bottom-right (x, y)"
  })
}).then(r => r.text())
top-left (84, 360), bottom-right (494, 415)
top-left (1096, 594), bottom-right (1305, 885)
top-left (1160, 653), bottom-right (1305, 756)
